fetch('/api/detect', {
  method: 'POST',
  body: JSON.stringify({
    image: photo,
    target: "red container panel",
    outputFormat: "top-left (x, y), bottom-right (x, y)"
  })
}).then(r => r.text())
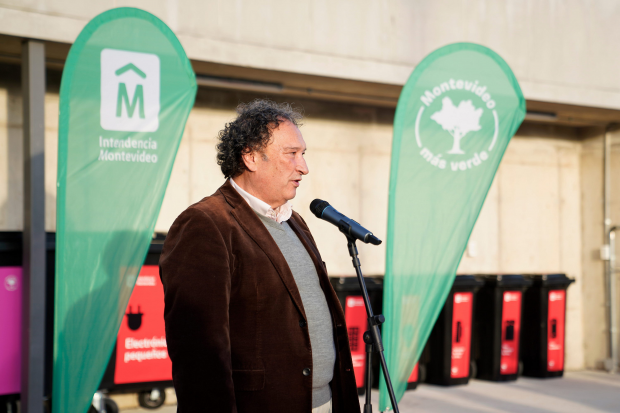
top-left (345, 296), bottom-right (367, 388)
top-left (500, 291), bottom-right (522, 375)
top-left (114, 265), bottom-right (172, 384)
top-left (547, 290), bottom-right (566, 372)
top-left (451, 292), bottom-right (473, 378)
top-left (407, 363), bottom-right (419, 383)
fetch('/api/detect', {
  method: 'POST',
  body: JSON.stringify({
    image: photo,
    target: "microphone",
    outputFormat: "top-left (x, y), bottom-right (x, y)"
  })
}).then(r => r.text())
top-left (310, 199), bottom-right (382, 245)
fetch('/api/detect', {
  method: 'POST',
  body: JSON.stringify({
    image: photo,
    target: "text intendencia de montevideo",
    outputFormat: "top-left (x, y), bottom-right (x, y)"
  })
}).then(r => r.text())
top-left (98, 136), bottom-right (159, 163)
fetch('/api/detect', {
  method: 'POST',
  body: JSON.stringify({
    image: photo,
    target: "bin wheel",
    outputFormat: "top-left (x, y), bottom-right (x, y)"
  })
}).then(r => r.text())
top-left (470, 360), bottom-right (477, 379)
top-left (518, 361), bottom-right (524, 377)
top-left (138, 388), bottom-right (166, 409)
top-left (105, 397), bottom-right (119, 413)
top-left (87, 397), bottom-right (119, 413)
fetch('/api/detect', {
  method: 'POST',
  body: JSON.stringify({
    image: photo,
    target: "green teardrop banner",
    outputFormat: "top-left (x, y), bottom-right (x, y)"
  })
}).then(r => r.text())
top-left (54, 8), bottom-right (196, 413)
top-left (379, 43), bottom-right (525, 410)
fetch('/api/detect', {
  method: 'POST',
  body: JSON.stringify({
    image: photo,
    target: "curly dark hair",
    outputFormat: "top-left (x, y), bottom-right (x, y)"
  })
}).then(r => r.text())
top-left (216, 99), bottom-right (303, 178)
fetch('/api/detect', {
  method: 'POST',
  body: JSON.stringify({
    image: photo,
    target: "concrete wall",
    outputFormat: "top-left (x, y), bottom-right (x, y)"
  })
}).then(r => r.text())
top-left (1, 0), bottom-right (618, 376)
top-left (1, 1), bottom-right (620, 109)
top-left (0, 62), bottom-right (596, 369)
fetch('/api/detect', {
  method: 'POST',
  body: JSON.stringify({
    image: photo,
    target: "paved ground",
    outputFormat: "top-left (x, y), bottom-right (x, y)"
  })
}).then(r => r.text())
top-left (121, 371), bottom-right (620, 413)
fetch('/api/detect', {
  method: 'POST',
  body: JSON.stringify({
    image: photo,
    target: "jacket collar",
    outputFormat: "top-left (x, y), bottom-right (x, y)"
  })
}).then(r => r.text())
top-left (229, 178), bottom-right (293, 223)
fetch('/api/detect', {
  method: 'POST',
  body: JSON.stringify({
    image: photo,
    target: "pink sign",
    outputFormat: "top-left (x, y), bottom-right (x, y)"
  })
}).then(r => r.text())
top-left (0, 266), bottom-right (22, 395)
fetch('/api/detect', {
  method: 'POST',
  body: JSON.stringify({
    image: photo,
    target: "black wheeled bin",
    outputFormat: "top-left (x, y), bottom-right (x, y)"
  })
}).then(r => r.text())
top-left (99, 234), bottom-right (172, 409)
top-left (473, 274), bottom-right (532, 381)
top-left (425, 275), bottom-right (484, 385)
top-left (330, 277), bottom-right (383, 394)
top-left (521, 274), bottom-right (574, 378)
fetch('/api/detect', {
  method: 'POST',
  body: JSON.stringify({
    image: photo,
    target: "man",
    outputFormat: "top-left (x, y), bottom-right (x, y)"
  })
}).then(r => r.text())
top-left (160, 99), bottom-right (360, 413)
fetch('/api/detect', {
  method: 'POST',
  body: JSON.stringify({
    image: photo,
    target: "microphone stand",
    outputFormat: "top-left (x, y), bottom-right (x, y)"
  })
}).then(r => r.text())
top-left (342, 231), bottom-right (400, 413)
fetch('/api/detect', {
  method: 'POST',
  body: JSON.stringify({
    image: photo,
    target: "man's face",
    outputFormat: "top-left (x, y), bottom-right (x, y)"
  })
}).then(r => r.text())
top-left (249, 120), bottom-right (309, 208)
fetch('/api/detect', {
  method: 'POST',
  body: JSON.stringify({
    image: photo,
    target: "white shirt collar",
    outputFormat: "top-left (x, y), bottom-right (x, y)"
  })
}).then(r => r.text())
top-left (230, 178), bottom-right (293, 224)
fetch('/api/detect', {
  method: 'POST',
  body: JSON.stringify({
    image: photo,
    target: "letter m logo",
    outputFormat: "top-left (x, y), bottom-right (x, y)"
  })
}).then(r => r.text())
top-left (115, 63), bottom-right (146, 119)
top-left (100, 49), bottom-right (160, 132)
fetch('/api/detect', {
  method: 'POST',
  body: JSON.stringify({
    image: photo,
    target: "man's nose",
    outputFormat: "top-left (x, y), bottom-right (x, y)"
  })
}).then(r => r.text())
top-left (298, 157), bottom-right (309, 175)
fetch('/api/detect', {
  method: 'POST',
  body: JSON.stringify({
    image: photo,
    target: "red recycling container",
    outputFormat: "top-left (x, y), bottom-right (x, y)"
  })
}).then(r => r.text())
top-left (101, 265), bottom-right (172, 386)
top-left (98, 238), bottom-right (172, 409)
top-left (521, 274), bottom-right (574, 377)
top-left (330, 277), bottom-right (383, 394)
top-left (473, 274), bottom-right (532, 381)
top-left (100, 240), bottom-right (173, 393)
top-left (424, 275), bottom-right (484, 385)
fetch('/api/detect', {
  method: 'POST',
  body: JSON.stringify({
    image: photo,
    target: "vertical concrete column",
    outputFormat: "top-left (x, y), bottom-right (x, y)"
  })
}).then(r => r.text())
top-left (21, 40), bottom-right (46, 413)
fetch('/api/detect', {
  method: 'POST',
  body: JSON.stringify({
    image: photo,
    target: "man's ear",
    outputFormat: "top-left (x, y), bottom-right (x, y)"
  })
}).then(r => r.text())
top-left (241, 151), bottom-right (258, 172)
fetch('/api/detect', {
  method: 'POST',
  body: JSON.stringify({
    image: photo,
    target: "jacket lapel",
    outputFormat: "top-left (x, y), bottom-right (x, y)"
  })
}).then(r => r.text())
top-left (219, 180), bottom-right (308, 321)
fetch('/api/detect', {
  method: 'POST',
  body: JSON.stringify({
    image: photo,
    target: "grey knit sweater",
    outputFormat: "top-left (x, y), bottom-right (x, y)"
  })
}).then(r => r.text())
top-left (257, 214), bottom-right (336, 408)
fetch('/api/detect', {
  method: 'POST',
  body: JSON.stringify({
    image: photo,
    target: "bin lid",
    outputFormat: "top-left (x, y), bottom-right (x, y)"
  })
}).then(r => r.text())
top-left (526, 273), bottom-right (575, 288)
top-left (0, 231), bottom-right (164, 254)
top-left (480, 274), bottom-right (533, 288)
top-left (329, 276), bottom-right (383, 292)
top-left (0, 231), bottom-right (56, 252)
top-left (453, 274), bottom-right (484, 290)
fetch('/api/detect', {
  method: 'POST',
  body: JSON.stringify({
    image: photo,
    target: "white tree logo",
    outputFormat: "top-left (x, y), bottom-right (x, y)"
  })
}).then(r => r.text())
top-left (431, 97), bottom-right (483, 154)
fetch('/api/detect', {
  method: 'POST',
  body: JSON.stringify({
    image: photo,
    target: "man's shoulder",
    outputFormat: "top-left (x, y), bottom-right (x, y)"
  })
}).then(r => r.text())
top-left (173, 186), bottom-right (234, 230)
top-left (188, 189), bottom-right (230, 217)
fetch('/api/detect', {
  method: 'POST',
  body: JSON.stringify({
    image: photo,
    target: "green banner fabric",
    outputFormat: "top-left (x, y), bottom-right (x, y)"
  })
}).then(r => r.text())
top-left (53, 8), bottom-right (196, 413)
top-left (379, 43), bottom-right (525, 410)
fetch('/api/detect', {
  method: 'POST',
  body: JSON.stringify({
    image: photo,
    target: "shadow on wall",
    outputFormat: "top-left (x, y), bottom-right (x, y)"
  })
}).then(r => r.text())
top-left (0, 63), bottom-right (61, 232)
top-left (55, 230), bottom-right (141, 408)
top-left (0, 64), bottom-right (23, 230)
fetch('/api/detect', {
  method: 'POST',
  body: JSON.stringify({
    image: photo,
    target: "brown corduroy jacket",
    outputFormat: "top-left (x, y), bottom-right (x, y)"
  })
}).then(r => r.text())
top-left (159, 180), bottom-right (360, 413)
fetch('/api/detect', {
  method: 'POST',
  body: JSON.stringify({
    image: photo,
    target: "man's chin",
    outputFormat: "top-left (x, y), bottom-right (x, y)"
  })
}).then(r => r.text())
top-left (285, 188), bottom-right (297, 201)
